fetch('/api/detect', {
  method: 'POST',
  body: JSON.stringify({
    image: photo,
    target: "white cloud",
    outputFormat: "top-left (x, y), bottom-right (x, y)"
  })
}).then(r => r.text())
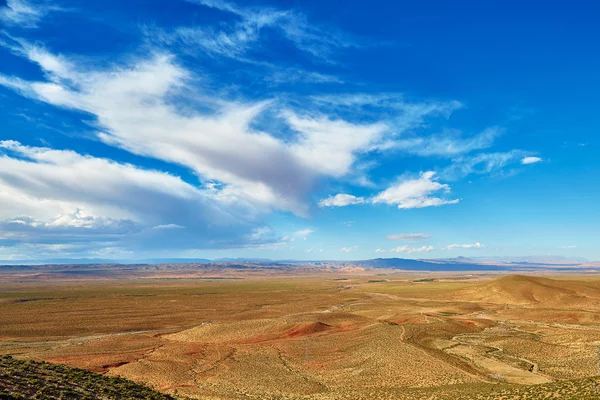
top-left (153, 224), bottom-right (186, 230)
top-left (304, 248), bottom-right (313, 253)
top-left (0, 0), bottom-right (63, 28)
top-left (295, 228), bottom-right (314, 238)
top-left (0, 25), bottom-right (531, 258)
top-left (0, 49), bottom-right (312, 215)
top-left (0, 212), bottom-right (139, 239)
top-left (443, 242), bottom-right (484, 250)
top-left (386, 233), bottom-right (431, 241)
top-left (389, 245), bottom-right (434, 253)
top-left (558, 245), bottom-right (576, 249)
top-left (0, 141), bottom-right (267, 252)
top-left (319, 193), bottom-right (365, 207)
top-left (521, 156), bottom-right (542, 165)
top-left (286, 112), bottom-right (388, 177)
top-left (245, 226), bottom-right (274, 241)
top-left (265, 68), bottom-right (344, 85)
top-left (340, 246), bottom-right (357, 252)
top-left (0, 43), bottom-right (458, 218)
top-left (372, 171), bottom-right (459, 209)
top-left (321, 173), bottom-right (458, 210)
top-left (442, 150), bottom-right (529, 180)
top-left (310, 94), bottom-right (462, 138)
top-left (393, 127), bottom-right (503, 157)
top-left (149, 0), bottom-right (356, 63)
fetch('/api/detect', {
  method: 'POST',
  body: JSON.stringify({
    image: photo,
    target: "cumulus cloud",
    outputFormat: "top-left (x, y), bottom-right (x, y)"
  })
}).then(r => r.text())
top-left (386, 233), bottom-right (431, 241)
top-left (0, 141), bottom-right (269, 252)
top-left (372, 171), bottom-right (459, 209)
top-left (0, 16), bottom-right (532, 259)
top-left (521, 156), bottom-right (542, 165)
top-left (319, 193), bottom-right (365, 207)
top-left (443, 242), bottom-right (484, 250)
top-left (340, 246), bottom-right (357, 252)
top-left (0, 49), bottom-right (312, 215)
top-left (286, 112), bottom-right (388, 178)
top-left (320, 172), bottom-right (458, 210)
top-left (391, 245), bottom-right (434, 253)
top-left (0, 41), bottom-right (460, 218)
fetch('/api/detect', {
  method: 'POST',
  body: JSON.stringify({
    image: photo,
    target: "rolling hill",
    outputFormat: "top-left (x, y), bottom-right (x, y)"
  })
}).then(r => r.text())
top-left (456, 275), bottom-right (600, 306)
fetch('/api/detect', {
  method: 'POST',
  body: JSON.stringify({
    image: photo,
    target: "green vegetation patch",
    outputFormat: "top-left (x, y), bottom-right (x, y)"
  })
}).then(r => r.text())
top-left (0, 356), bottom-right (174, 400)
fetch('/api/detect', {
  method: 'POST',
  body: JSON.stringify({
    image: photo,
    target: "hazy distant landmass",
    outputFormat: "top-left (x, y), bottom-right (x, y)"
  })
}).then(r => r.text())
top-left (0, 256), bottom-right (598, 282)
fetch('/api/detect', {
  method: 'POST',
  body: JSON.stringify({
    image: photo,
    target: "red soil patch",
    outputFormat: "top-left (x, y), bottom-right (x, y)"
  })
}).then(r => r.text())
top-left (282, 322), bottom-right (333, 338)
top-left (100, 361), bottom-right (129, 370)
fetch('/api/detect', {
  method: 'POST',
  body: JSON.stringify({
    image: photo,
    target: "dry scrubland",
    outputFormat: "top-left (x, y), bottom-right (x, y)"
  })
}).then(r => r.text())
top-left (2, 270), bottom-right (600, 399)
top-left (0, 355), bottom-right (174, 399)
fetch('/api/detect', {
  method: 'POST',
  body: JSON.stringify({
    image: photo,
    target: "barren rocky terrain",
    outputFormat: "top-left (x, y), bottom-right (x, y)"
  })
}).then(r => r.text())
top-left (2, 267), bottom-right (600, 399)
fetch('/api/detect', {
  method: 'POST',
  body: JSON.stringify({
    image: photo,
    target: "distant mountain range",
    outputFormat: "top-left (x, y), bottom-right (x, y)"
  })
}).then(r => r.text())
top-left (0, 257), bottom-right (211, 265)
top-left (353, 258), bottom-right (508, 271)
top-left (0, 255), bottom-right (595, 271)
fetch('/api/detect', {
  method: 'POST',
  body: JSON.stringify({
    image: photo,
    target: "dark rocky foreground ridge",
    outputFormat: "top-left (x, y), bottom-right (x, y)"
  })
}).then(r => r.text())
top-left (0, 356), bottom-right (174, 400)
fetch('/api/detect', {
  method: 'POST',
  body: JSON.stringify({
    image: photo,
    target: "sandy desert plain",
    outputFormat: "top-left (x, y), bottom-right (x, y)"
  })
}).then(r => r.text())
top-left (3, 264), bottom-right (600, 399)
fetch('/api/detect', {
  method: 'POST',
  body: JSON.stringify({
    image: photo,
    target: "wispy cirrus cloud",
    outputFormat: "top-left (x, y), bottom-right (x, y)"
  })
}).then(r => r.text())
top-left (0, 42), bottom-right (458, 218)
top-left (388, 127), bottom-right (503, 157)
top-left (264, 68), bottom-right (344, 85)
top-left (310, 93), bottom-right (461, 128)
top-left (0, 0), bottom-right (544, 260)
top-left (386, 233), bottom-right (432, 241)
top-left (441, 150), bottom-right (531, 180)
top-left (376, 245), bottom-right (434, 253)
top-left (0, 0), bottom-right (64, 28)
top-left (148, 0), bottom-right (358, 64)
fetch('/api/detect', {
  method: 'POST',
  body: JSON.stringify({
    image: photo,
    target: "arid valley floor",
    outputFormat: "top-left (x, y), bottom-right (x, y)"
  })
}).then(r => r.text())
top-left (3, 265), bottom-right (600, 399)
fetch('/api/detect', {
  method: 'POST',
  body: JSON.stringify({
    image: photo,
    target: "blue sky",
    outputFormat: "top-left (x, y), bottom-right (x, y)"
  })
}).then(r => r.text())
top-left (0, 0), bottom-right (598, 261)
